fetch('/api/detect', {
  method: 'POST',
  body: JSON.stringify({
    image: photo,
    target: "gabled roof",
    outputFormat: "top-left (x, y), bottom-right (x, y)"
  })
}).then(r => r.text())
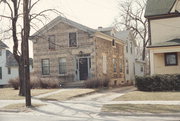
top-left (145, 0), bottom-right (176, 17)
top-left (115, 30), bottom-right (137, 46)
top-left (6, 50), bottom-right (33, 67)
top-left (30, 16), bottom-right (96, 39)
top-left (147, 38), bottom-right (180, 48)
top-left (0, 41), bottom-right (8, 49)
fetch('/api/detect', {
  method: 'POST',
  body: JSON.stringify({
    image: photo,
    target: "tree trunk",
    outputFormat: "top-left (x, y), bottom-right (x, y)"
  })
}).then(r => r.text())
top-left (19, 61), bottom-right (25, 96)
top-left (23, 0), bottom-right (31, 107)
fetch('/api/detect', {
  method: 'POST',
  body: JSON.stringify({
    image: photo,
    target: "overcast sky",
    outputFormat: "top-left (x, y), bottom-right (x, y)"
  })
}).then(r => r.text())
top-left (0, 0), bottom-right (120, 57)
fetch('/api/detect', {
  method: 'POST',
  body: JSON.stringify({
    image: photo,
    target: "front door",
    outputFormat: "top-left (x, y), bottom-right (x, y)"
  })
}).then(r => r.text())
top-left (79, 58), bottom-right (88, 80)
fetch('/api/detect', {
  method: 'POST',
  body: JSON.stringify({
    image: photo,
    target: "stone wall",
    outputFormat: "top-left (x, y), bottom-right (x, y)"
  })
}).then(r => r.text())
top-left (94, 37), bottom-right (125, 86)
top-left (33, 22), bottom-right (95, 81)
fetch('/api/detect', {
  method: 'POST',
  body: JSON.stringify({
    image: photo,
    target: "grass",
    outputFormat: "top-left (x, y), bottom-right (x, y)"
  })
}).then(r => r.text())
top-left (0, 88), bottom-right (59, 100)
top-left (1, 103), bottom-right (45, 111)
top-left (102, 104), bottom-right (180, 113)
top-left (114, 91), bottom-right (180, 101)
top-left (40, 89), bottom-right (96, 101)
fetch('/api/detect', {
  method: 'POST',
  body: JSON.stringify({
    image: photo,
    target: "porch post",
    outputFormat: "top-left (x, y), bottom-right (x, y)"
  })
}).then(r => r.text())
top-left (150, 50), bottom-right (154, 75)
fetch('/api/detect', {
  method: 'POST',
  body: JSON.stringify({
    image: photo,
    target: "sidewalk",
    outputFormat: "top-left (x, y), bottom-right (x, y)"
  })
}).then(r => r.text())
top-left (105, 101), bottom-right (180, 105)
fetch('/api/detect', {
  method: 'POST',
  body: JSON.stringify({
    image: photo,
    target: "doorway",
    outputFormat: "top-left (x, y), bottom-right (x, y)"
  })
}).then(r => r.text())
top-left (79, 58), bottom-right (88, 80)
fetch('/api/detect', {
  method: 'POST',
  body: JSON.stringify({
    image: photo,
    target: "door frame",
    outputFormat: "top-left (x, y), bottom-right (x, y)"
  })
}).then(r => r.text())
top-left (75, 55), bottom-right (91, 81)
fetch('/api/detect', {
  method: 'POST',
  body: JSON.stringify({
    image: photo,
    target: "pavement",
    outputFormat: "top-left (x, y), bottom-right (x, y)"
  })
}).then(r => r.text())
top-left (1, 86), bottom-right (180, 121)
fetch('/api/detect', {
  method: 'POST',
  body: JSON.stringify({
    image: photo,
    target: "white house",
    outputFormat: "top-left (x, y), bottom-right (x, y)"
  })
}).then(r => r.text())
top-left (115, 30), bottom-right (137, 84)
top-left (0, 41), bottom-right (33, 86)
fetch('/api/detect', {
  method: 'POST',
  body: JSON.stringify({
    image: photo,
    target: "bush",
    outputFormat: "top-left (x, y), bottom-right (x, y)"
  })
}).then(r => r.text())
top-left (135, 74), bottom-right (180, 91)
top-left (8, 78), bottom-right (19, 90)
top-left (8, 73), bottom-right (60, 89)
top-left (85, 78), bottom-right (109, 88)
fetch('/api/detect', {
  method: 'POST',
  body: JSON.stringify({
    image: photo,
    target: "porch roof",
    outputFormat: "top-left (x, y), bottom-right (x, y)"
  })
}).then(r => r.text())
top-left (147, 39), bottom-right (180, 48)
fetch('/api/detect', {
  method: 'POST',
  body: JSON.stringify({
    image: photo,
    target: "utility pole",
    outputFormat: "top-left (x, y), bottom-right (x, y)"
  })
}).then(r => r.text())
top-left (23, 0), bottom-right (31, 107)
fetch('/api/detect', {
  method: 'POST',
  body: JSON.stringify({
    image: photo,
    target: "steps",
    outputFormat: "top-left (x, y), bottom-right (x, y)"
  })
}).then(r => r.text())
top-left (61, 81), bottom-right (85, 88)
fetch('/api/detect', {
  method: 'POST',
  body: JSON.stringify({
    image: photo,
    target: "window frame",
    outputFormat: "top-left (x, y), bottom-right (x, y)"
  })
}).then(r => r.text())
top-left (113, 58), bottom-right (117, 73)
top-left (0, 67), bottom-right (2, 79)
top-left (8, 67), bottom-right (11, 74)
top-left (69, 32), bottom-right (77, 47)
top-left (59, 57), bottom-right (67, 75)
top-left (164, 53), bottom-right (178, 66)
top-left (48, 35), bottom-right (56, 50)
top-left (41, 59), bottom-right (50, 75)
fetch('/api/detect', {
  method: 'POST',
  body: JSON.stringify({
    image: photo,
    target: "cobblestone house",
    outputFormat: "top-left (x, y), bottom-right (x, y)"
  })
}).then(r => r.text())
top-left (30, 16), bottom-right (125, 86)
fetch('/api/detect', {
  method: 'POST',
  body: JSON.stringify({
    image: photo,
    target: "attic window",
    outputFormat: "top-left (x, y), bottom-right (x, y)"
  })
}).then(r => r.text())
top-left (69, 32), bottom-right (77, 47)
top-left (112, 39), bottom-right (115, 47)
top-left (48, 35), bottom-right (55, 50)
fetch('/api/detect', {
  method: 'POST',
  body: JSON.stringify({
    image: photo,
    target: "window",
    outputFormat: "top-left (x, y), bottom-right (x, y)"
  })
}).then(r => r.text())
top-left (141, 65), bottom-right (144, 72)
top-left (0, 67), bottom-right (2, 79)
top-left (126, 60), bottom-right (129, 74)
top-left (0, 50), bottom-right (2, 56)
top-left (119, 59), bottom-right (123, 73)
top-left (113, 58), bottom-right (117, 72)
top-left (130, 42), bottom-right (133, 54)
top-left (103, 54), bottom-right (107, 74)
top-left (165, 53), bottom-right (178, 66)
top-left (41, 59), bottom-right (50, 75)
top-left (112, 39), bottom-right (115, 47)
top-left (59, 58), bottom-right (67, 74)
top-left (69, 32), bottom-right (77, 47)
top-left (126, 42), bottom-right (128, 53)
top-left (8, 67), bottom-right (11, 74)
top-left (48, 35), bottom-right (55, 50)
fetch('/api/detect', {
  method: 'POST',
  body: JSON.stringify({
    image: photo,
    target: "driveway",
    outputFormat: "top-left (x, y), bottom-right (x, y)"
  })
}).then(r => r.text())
top-left (1, 86), bottom-right (180, 121)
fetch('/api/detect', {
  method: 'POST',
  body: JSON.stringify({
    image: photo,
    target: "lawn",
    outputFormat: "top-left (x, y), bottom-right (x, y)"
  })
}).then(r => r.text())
top-left (114, 91), bottom-right (180, 101)
top-left (40, 89), bottom-right (95, 101)
top-left (0, 88), bottom-right (59, 100)
top-left (102, 104), bottom-right (180, 113)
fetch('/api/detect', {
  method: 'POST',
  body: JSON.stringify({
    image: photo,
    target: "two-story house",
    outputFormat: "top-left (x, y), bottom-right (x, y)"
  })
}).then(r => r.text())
top-left (145, 0), bottom-right (180, 75)
top-left (115, 30), bottom-right (136, 84)
top-left (30, 16), bottom-right (125, 86)
top-left (0, 41), bottom-right (33, 86)
top-left (0, 41), bottom-right (19, 86)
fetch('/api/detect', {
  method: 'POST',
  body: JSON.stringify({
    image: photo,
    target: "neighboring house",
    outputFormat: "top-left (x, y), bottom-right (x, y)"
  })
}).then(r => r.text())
top-left (0, 41), bottom-right (33, 86)
top-left (135, 59), bottom-right (145, 77)
top-left (115, 30), bottom-right (136, 84)
top-left (145, 0), bottom-right (180, 75)
top-left (30, 16), bottom-right (125, 86)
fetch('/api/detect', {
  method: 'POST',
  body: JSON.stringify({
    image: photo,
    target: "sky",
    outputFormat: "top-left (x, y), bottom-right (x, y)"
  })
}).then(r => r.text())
top-left (0, 0), bottom-right (120, 57)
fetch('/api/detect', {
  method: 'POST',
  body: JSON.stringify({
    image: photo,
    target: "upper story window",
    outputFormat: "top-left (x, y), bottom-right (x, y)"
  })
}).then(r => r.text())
top-left (0, 67), bottom-right (2, 79)
top-left (48, 35), bottom-right (55, 50)
top-left (59, 58), bottom-right (67, 75)
top-left (0, 50), bottom-right (2, 56)
top-left (69, 32), bottom-right (77, 47)
top-left (126, 42), bottom-right (128, 53)
top-left (165, 53), bottom-right (178, 66)
top-left (130, 42), bottom-right (133, 54)
top-left (41, 59), bottom-right (50, 75)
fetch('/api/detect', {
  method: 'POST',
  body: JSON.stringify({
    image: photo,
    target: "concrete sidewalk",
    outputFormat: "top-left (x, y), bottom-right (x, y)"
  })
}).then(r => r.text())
top-left (105, 101), bottom-right (180, 105)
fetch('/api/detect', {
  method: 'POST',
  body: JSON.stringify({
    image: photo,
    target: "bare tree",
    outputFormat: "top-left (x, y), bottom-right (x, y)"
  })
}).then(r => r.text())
top-left (0, 0), bottom-right (60, 106)
top-left (114, 0), bottom-right (149, 60)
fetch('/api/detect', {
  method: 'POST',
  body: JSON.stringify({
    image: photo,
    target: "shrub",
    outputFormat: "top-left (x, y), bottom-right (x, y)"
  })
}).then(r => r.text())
top-left (85, 78), bottom-right (109, 88)
top-left (135, 74), bottom-right (180, 91)
top-left (9, 73), bottom-right (60, 89)
top-left (8, 78), bottom-right (19, 90)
